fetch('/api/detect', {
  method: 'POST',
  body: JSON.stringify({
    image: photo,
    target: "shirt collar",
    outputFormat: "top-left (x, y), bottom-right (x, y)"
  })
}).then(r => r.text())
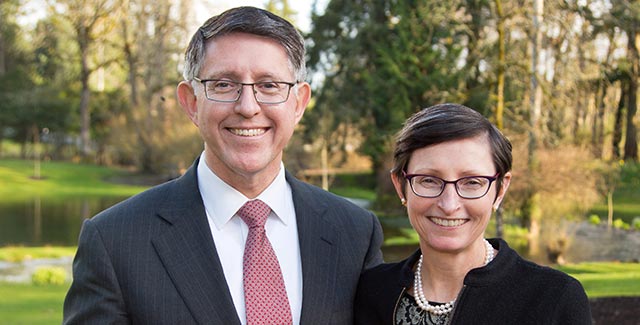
top-left (197, 153), bottom-right (291, 230)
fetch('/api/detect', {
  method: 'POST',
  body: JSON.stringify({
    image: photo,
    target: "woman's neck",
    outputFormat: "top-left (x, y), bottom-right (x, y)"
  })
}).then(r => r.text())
top-left (416, 240), bottom-right (488, 302)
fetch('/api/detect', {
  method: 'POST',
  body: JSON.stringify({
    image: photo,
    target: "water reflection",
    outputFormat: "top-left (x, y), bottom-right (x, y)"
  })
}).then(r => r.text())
top-left (1, 197), bottom-right (637, 264)
top-left (0, 196), bottom-right (128, 246)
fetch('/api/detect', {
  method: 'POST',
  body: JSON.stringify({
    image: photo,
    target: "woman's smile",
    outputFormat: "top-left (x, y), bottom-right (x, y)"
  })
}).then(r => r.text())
top-left (429, 217), bottom-right (468, 227)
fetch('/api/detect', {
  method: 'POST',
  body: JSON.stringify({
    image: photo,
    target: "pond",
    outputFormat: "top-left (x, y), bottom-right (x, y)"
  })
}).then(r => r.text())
top-left (0, 196), bottom-right (128, 246)
top-left (0, 196), bottom-right (637, 264)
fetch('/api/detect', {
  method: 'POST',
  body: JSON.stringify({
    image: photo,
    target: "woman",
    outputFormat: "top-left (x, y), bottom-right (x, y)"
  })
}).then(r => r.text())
top-left (355, 103), bottom-right (591, 324)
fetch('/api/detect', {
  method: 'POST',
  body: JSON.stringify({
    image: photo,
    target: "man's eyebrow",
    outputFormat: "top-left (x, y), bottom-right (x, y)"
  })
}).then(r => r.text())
top-left (204, 72), bottom-right (289, 81)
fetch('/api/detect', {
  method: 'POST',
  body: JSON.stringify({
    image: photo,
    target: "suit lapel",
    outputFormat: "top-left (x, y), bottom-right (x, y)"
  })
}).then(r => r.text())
top-left (288, 174), bottom-right (340, 324)
top-left (151, 162), bottom-right (241, 325)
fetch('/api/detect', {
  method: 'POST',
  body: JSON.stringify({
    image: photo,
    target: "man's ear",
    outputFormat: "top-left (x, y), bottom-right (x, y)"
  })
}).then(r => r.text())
top-left (177, 81), bottom-right (199, 126)
top-left (292, 82), bottom-right (311, 124)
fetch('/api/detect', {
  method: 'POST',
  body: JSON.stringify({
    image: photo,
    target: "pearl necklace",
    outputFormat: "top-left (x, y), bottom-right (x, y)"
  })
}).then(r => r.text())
top-left (413, 238), bottom-right (495, 315)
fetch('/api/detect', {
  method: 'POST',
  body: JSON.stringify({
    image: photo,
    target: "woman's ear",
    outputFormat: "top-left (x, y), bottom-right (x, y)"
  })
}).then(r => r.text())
top-left (493, 171), bottom-right (512, 210)
top-left (391, 172), bottom-right (407, 206)
top-left (177, 81), bottom-right (199, 126)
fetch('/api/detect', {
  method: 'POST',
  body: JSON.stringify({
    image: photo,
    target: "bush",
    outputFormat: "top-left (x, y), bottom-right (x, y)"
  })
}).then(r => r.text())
top-left (632, 217), bottom-right (640, 231)
top-left (613, 218), bottom-right (630, 230)
top-left (589, 214), bottom-right (601, 225)
top-left (32, 266), bottom-right (67, 285)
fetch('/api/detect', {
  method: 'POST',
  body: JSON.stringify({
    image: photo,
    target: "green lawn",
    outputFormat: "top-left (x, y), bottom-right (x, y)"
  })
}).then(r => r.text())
top-left (0, 159), bottom-right (147, 201)
top-left (557, 262), bottom-right (640, 298)
top-left (0, 261), bottom-right (636, 324)
top-left (0, 246), bottom-right (76, 263)
top-left (589, 164), bottom-right (640, 225)
top-left (0, 282), bottom-right (70, 325)
top-left (1, 160), bottom-right (639, 323)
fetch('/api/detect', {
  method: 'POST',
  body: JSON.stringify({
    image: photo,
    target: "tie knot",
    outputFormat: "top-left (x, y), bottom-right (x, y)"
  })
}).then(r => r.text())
top-left (238, 199), bottom-right (271, 228)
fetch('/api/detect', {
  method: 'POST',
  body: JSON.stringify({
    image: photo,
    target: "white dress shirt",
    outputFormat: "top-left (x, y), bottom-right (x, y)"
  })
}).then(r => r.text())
top-left (196, 154), bottom-right (303, 325)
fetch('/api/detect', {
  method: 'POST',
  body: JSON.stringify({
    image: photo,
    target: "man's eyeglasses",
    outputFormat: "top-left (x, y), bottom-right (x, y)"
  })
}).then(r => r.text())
top-left (193, 78), bottom-right (296, 105)
top-left (403, 172), bottom-right (499, 199)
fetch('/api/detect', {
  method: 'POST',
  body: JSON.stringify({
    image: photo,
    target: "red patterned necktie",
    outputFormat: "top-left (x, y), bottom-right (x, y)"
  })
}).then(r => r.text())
top-left (238, 199), bottom-right (292, 325)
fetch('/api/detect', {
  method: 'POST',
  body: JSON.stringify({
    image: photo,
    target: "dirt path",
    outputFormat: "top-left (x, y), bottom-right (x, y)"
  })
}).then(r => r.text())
top-left (590, 296), bottom-right (640, 325)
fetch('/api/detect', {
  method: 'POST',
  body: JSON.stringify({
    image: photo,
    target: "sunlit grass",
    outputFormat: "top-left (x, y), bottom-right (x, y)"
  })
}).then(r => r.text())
top-left (0, 246), bottom-right (76, 262)
top-left (0, 282), bottom-right (70, 325)
top-left (0, 261), bottom-right (635, 325)
top-left (557, 262), bottom-right (640, 298)
top-left (0, 159), bottom-right (147, 202)
top-left (329, 186), bottom-right (376, 201)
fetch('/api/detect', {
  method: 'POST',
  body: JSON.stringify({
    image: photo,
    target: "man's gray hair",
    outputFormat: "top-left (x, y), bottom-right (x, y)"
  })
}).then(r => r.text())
top-left (183, 6), bottom-right (307, 83)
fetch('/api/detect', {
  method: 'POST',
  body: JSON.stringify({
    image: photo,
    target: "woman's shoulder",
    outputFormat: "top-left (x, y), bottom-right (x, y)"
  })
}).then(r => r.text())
top-left (488, 239), bottom-right (585, 292)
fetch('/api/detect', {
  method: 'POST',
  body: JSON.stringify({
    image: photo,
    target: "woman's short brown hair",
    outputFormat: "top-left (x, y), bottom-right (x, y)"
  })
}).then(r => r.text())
top-left (391, 103), bottom-right (512, 195)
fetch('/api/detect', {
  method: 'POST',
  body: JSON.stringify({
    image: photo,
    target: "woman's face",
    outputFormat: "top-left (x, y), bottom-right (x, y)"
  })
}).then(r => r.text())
top-left (391, 134), bottom-right (511, 255)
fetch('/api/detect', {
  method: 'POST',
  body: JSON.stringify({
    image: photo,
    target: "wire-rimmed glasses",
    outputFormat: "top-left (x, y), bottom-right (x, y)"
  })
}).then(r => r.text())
top-left (403, 172), bottom-right (499, 199)
top-left (193, 78), bottom-right (296, 104)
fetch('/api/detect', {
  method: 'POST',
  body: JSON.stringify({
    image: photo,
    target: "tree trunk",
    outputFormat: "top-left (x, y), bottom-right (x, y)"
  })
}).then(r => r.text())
top-left (527, 0), bottom-right (544, 258)
top-left (32, 124), bottom-right (41, 179)
top-left (612, 83), bottom-right (626, 160)
top-left (494, 0), bottom-right (505, 130)
top-left (625, 25), bottom-right (639, 161)
top-left (592, 81), bottom-right (608, 159)
top-left (374, 144), bottom-right (399, 214)
top-left (0, 29), bottom-right (5, 75)
top-left (79, 73), bottom-right (91, 158)
top-left (494, 0), bottom-right (506, 238)
top-left (78, 24), bottom-right (92, 159)
top-left (321, 139), bottom-right (329, 190)
top-left (607, 190), bottom-right (614, 230)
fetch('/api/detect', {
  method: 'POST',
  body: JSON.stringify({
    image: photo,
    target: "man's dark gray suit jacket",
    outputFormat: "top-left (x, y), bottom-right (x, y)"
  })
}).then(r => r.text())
top-left (63, 160), bottom-right (384, 324)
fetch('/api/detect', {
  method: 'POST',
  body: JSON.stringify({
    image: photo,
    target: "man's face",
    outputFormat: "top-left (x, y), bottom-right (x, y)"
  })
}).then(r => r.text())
top-left (178, 32), bottom-right (310, 195)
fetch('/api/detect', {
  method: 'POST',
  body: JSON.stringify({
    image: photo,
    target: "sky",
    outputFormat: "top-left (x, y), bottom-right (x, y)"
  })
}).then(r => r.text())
top-left (19, 0), bottom-right (327, 33)
top-left (194, 0), bottom-right (326, 33)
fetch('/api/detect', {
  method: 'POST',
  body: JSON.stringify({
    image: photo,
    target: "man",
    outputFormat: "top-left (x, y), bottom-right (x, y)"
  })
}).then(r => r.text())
top-left (63, 6), bottom-right (383, 325)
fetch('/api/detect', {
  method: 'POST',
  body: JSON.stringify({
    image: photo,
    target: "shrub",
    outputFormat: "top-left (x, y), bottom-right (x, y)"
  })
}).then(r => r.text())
top-left (588, 214), bottom-right (601, 225)
top-left (632, 217), bottom-right (640, 231)
top-left (32, 266), bottom-right (67, 285)
top-left (613, 218), bottom-right (630, 230)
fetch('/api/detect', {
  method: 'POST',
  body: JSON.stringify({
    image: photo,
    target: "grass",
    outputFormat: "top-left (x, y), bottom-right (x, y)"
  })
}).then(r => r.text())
top-left (0, 282), bottom-right (70, 325)
top-left (0, 246), bottom-right (76, 263)
top-left (0, 261), bottom-right (635, 325)
top-left (329, 186), bottom-right (377, 201)
top-left (0, 159), bottom-right (148, 202)
top-left (0, 162), bottom-right (639, 323)
top-left (589, 163), bottom-right (640, 224)
top-left (557, 262), bottom-right (640, 298)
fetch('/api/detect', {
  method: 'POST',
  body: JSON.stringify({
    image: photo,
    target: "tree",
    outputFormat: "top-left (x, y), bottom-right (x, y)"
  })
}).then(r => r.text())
top-left (624, 15), bottom-right (639, 162)
top-left (525, 0), bottom-right (544, 257)
top-left (0, 0), bottom-right (25, 154)
top-left (494, 0), bottom-right (506, 130)
top-left (48, 0), bottom-right (117, 159)
top-left (308, 1), bottom-right (486, 210)
top-left (113, 0), bottom-right (197, 173)
top-left (265, 0), bottom-right (296, 21)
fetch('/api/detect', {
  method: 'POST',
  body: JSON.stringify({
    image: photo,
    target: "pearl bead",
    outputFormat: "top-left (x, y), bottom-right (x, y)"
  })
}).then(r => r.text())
top-left (413, 238), bottom-right (494, 315)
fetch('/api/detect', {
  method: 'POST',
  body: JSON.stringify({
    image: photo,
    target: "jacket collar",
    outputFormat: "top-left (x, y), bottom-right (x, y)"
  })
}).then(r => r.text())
top-left (151, 162), bottom-right (345, 324)
top-left (152, 159), bottom-right (241, 324)
top-left (397, 238), bottom-right (518, 288)
top-left (286, 172), bottom-right (342, 323)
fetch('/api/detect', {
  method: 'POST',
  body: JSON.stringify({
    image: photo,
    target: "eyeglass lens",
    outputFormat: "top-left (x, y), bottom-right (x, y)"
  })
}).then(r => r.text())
top-left (203, 80), bottom-right (291, 104)
top-left (410, 175), bottom-right (493, 199)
